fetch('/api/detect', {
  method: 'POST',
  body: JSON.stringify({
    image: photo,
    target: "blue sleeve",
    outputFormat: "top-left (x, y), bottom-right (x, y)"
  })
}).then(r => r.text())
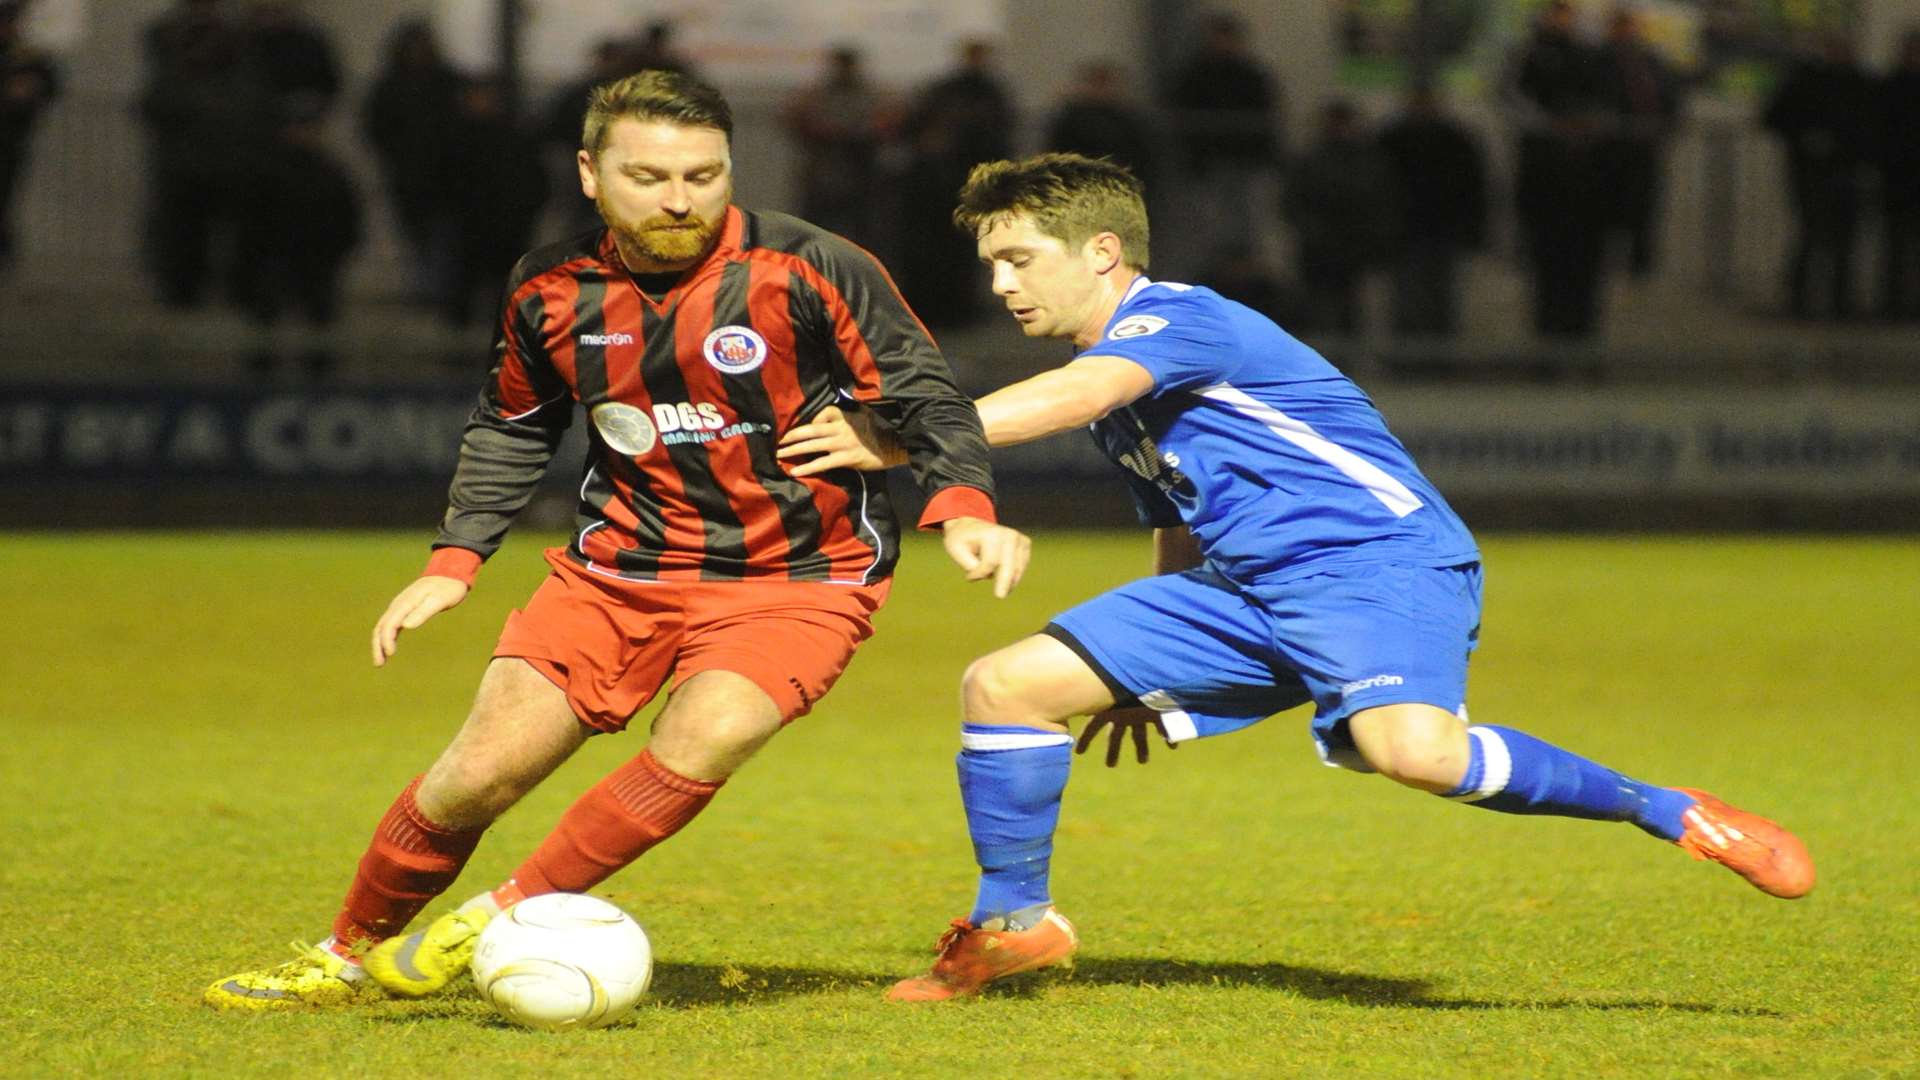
top-left (1080, 293), bottom-right (1241, 395)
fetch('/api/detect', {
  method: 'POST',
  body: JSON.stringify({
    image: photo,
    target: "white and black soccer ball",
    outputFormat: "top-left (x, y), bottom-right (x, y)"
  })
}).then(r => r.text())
top-left (471, 892), bottom-right (653, 1031)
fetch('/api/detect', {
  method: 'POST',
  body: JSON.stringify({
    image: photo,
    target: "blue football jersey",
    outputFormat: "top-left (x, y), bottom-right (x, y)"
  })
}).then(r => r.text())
top-left (1083, 277), bottom-right (1479, 585)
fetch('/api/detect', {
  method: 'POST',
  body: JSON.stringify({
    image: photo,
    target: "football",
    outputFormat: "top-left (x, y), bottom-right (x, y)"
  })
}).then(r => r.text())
top-left (470, 892), bottom-right (653, 1031)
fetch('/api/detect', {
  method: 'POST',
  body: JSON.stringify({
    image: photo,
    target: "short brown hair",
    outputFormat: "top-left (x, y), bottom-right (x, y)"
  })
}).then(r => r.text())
top-left (581, 69), bottom-right (733, 156)
top-left (953, 153), bottom-right (1150, 271)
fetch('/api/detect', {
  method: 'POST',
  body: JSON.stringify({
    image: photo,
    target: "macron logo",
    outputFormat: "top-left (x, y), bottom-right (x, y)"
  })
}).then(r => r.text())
top-left (1341, 674), bottom-right (1405, 696)
top-left (578, 332), bottom-right (635, 346)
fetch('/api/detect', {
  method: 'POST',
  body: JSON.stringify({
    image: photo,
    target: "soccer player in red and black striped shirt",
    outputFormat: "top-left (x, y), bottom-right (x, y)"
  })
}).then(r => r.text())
top-left (206, 70), bottom-right (1031, 1010)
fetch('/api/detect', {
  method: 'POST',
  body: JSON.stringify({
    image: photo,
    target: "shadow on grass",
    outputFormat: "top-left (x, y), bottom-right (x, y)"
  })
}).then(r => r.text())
top-left (360, 962), bottom-right (890, 1024)
top-left (646, 962), bottom-right (889, 1007)
top-left (1060, 957), bottom-right (1782, 1016)
top-left (361, 958), bottom-right (1781, 1020)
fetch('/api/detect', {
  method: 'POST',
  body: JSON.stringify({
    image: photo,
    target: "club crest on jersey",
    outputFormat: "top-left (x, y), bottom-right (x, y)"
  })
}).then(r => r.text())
top-left (703, 325), bottom-right (769, 374)
top-left (1108, 314), bottom-right (1168, 340)
top-left (591, 402), bottom-right (658, 456)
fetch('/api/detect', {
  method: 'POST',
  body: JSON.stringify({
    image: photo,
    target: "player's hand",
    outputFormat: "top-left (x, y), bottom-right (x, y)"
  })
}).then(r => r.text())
top-left (940, 516), bottom-right (1032, 598)
top-left (776, 405), bottom-right (906, 476)
top-left (371, 575), bottom-right (470, 667)
top-left (1076, 707), bottom-right (1176, 767)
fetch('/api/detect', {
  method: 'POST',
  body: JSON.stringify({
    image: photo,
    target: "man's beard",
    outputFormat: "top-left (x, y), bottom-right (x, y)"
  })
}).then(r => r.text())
top-left (599, 196), bottom-right (724, 269)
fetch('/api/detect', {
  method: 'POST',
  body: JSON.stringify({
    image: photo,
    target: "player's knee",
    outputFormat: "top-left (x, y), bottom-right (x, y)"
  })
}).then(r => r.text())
top-left (961, 653), bottom-right (1030, 725)
top-left (1352, 708), bottom-right (1468, 791)
top-left (691, 708), bottom-right (781, 758)
top-left (418, 757), bottom-right (533, 828)
top-left (649, 705), bottom-right (780, 780)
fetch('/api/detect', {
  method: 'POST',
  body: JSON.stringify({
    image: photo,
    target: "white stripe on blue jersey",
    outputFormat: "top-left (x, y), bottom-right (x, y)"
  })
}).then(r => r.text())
top-left (1081, 278), bottom-right (1478, 585)
top-left (1194, 382), bottom-right (1424, 518)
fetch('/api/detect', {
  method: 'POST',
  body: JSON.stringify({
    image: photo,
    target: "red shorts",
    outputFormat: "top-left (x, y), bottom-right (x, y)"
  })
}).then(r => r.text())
top-left (493, 548), bottom-right (891, 733)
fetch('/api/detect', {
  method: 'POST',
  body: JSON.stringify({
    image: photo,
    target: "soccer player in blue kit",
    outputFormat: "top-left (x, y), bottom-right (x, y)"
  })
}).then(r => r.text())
top-left (778, 153), bottom-right (1815, 1002)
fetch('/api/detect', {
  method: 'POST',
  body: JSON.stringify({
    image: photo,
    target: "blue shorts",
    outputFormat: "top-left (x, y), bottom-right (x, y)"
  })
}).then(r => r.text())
top-left (1046, 561), bottom-right (1481, 770)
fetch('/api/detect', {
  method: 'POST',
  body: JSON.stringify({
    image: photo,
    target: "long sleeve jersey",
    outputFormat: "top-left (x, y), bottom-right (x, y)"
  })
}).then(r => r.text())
top-left (429, 206), bottom-right (996, 585)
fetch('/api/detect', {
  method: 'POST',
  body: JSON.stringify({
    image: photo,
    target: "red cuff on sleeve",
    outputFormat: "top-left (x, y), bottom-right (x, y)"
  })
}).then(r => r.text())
top-left (423, 546), bottom-right (484, 586)
top-left (917, 486), bottom-right (997, 530)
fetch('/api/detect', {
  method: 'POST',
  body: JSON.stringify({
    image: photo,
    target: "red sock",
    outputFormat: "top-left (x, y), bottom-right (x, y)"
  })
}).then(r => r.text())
top-left (507, 748), bottom-right (721, 896)
top-left (331, 776), bottom-right (485, 949)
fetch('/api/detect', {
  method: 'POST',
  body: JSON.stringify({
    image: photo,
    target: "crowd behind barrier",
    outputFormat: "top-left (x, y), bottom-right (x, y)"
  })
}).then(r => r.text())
top-left (1, 3), bottom-right (1917, 393)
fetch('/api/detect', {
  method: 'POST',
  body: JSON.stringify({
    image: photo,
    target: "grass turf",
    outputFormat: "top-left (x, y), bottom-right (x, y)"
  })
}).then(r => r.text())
top-left (0, 532), bottom-right (1915, 1078)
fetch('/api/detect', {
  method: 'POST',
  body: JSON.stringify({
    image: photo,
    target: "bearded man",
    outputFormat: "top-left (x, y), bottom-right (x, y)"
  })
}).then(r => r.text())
top-left (206, 70), bottom-right (1029, 1010)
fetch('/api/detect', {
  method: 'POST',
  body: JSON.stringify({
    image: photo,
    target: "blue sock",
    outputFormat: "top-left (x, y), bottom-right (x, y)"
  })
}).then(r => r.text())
top-left (1445, 725), bottom-right (1692, 840)
top-left (958, 724), bottom-right (1072, 927)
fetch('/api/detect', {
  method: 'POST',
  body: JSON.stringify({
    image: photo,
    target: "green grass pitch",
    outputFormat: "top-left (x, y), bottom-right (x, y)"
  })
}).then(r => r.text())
top-left (1, 531), bottom-right (1916, 1078)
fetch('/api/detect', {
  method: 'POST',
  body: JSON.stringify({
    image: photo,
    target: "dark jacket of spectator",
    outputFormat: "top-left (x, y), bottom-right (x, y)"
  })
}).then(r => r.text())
top-left (1167, 18), bottom-right (1281, 174)
top-left (1506, 3), bottom-right (1613, 336)
top-left (139, 0), bottom-right (246, 305)
top-left (1377, 94), bottom-right (1488, 337)
top-left (1876, 42), bottom-right (1920, 216)
top-left (231, 111), bottom-right (363, 327)
top-left (0, 1), bottom-right (58, 263)
top-left (1283, 103), bottom-right (1395, 334)
top-left (1875, 33), bottom-right (1920, 317)
top-left (442, 81), bottom-right (550, 327)
top-left (1044, 62), bottom-right (1157, 186)
top-left (239, 1), bottom-right (340, 123)
top-left (361, 20), bottom-right (462, 269)
top-left (1762, 41), bottom-right (1876, 318)
top-left (782, 47), bottom-right (897, 250)
top-left (1378, 102), bottom-right (1487, 250)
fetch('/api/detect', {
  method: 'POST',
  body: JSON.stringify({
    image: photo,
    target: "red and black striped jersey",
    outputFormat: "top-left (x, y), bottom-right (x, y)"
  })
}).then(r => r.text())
top-left (430, 206), bottom-right (995, 584)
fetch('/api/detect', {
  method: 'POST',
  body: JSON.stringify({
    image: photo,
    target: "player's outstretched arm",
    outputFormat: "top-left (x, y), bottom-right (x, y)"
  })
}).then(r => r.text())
top-left (780, 355), bottom-right (1157, 469)
top-left (940, 516), bottom-right (1032, 599)
top-left (974, 354), bottom-right (1156, 447)
top-left (776, 405), bottom-right (907, 476)
top-left (371, 576), bottom-right (471, 667)
top-left (1076, 706), bottom-right (1177, 767)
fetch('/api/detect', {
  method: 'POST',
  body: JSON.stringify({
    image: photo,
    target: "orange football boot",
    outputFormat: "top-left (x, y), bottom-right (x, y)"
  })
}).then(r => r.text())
top-left (887, 908), bottom-right (1079, 1002)
top-left (1674, 788), bottom-right (1815, 898)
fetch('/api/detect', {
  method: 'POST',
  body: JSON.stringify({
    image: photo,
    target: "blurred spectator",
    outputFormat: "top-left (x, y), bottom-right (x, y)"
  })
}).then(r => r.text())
top-left (1282, 100), bottom-right (1394, 337)
top-left (1165, 12), bottom-right (1282, 271)
top-left (1043, 60), bottom-right (1158, 188)
top-left (441, 77), bottom-right (549, 330)
top-left (238, 0), bottom-right (339, 124)
top-left (546, 38), bottom-right (634, 147)
top-left (625, 19), bottom-right (699, 80)
top-left (1167, 13), bottom-right (1282, 176)
top-left (1762, 33), bottom-right (1874, 320)
top-left (1198, 240), bottom-right (1294, 327)
top-left (895, 39), bottom-right (1015, 328)
top-left (139, 0), bottom-right (245, 307)
top-left (905, 38), bottom-right (1014, 169)
top-left (782, 46), bottom-right (898, 251)
top-left (1377, 87), bottom-right (1487, 337)
top-left (1598, 7), bottom-right (1681, 277)
top-left (0, 0), bottom-right (58, 271)
top-left (1876, 30), bottom-right (1920, 321)
top-left (544, 39), bottom-right (641, 236)
top-left (361, 18), bottom-right (461, 294)
top-left (1505, 0), bottom-right (1612, 338)
top-left (230, 100), bottom-right (361, 378)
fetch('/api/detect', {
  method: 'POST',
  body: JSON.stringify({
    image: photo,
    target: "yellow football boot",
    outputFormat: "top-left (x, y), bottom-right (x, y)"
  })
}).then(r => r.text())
top-left (204, 941), bottom-right (379, 1011)
top-left (363, 905), bottom-right (493, 997)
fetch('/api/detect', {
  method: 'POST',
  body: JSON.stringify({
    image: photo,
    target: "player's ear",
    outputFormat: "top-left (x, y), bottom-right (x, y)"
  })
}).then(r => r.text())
top-left (577, 149), bottom-right (600, 200)
top-left (1086, 232), bottom-right (1124, 274)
